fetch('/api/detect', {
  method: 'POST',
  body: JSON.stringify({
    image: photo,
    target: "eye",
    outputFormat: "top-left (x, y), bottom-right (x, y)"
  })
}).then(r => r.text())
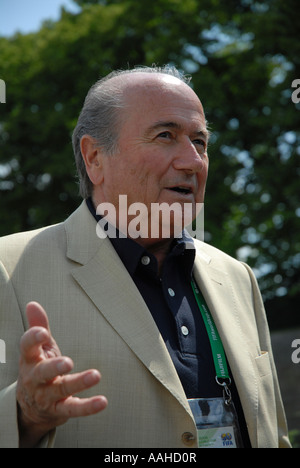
top-left (192, 139), bottom-right (206, 151)
top-left (157, 131), bottom-right (173, 140)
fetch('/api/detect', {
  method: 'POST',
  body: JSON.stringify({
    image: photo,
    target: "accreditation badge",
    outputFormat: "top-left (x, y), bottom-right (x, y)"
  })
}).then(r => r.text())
top-left (188, 398), bottom-right (243, 448)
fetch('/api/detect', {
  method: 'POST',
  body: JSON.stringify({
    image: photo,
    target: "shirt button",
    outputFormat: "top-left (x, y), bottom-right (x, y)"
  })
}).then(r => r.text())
top-left (182, 432), bottom-right (196, 446)
top-left (168, 288), bottom-right (175, 297)
top-left (181, 325), bottom-right (189, 336)
top-left (141, 256), bottom-right (150, 265)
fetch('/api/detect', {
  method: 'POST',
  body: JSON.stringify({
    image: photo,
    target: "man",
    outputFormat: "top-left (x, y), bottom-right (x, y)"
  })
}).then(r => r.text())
top-left (0, 66), bottom-right (291, 448)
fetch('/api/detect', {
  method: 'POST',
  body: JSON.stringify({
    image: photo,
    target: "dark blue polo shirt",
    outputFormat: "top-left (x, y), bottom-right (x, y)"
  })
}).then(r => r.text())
top-left (86, 198), bottom-right (251, 447)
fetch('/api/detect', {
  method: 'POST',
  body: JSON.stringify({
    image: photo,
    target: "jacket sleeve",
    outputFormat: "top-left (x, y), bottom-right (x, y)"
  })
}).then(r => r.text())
top-left (0, 260), bottom-right (24, 447)
top-left (0, 261), bottom-right (55, 448)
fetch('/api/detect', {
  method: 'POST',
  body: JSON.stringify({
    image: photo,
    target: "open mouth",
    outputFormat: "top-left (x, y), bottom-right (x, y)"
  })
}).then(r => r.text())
top-left (167, 186), bottom-right (193, 195)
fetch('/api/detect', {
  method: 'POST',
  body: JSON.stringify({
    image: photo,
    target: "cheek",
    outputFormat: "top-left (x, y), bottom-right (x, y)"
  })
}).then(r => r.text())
top-left (113, 145), bottom-right (168, 201)
top-left (131, 157), bottom-right (164, 189)
top-left (134, 173), bottom-right (160, 203)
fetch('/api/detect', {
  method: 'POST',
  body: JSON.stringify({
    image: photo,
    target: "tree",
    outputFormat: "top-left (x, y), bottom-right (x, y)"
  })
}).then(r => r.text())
top-left (0, 0), bottom-right (299, 321)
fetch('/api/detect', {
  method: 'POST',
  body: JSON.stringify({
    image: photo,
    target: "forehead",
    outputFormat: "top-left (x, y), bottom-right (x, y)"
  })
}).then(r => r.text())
top-left (118, 73), bottom-right (206, 133)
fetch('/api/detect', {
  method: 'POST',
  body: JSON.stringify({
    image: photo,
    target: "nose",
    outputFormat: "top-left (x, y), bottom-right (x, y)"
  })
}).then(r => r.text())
top-left (172, 138), bottom-right (207, 174)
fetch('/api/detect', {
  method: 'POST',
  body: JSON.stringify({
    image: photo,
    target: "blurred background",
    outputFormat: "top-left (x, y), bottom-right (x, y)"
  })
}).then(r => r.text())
top-left (0, 0), bottom-right (299, 446)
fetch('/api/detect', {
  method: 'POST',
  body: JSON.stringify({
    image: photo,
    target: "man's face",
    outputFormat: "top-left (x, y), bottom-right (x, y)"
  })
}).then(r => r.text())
top-left (95, 74), bottom-right (209, 239)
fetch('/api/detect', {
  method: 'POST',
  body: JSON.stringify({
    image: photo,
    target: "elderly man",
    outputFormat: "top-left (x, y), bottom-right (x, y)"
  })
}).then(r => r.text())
top-left (0, 66), bottom-right (291, 448)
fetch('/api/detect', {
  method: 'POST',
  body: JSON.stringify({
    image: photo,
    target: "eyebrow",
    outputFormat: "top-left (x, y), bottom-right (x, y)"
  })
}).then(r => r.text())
top-left (146, 120), bottom-right (210, 141)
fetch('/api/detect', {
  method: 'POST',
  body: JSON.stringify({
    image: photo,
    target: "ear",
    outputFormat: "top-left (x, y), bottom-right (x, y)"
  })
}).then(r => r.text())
top-left (80, 135), bottom-right (104, 186)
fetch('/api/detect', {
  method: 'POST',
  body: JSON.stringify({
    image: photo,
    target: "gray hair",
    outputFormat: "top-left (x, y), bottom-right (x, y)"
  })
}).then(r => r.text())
top-left (72, 65), bottom-right (191, 199)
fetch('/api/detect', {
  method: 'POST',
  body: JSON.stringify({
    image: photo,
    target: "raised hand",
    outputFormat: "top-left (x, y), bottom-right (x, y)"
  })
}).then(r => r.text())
top-left (16, 302), bottom-right (107, 447)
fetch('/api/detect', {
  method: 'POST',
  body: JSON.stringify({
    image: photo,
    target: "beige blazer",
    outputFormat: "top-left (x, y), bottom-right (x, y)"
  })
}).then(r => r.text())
top-left (0, 201), bottom-right (291, 448)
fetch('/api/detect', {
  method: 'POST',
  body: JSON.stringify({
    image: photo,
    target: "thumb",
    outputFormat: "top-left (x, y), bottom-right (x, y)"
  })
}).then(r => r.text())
top-left (26, 301), bottom-right (51, 333)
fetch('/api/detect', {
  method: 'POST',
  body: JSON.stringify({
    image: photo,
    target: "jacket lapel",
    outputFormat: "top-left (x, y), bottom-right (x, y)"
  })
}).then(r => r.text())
top-left (64, 202), bottom-right (193, 417)
top-left (193, 246), bottom-right (259, 447)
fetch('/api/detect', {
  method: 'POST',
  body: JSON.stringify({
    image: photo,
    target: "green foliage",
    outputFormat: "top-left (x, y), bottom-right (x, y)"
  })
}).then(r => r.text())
top-left (289, 429), bottom-right (300, 448)
top-left (0, 0), bottom-right (299, 314)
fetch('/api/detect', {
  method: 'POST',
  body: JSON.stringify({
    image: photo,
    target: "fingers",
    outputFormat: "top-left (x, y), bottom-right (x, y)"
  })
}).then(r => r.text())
top-left (29, 357), bottom-right (105, 409)
top-left (20, 326), bottom-right (55, 363)
top-left (33, 356), bottom-right (74, 384)
top-left (17, 301), bottom-right (108, 438)
top-left (29, 366), bottom-right (107, 419)
top-left (54, 371), bottom-right (108, 419)
top-left (26, 302), bottom-right (51, 332)
top-left (56, 395), bottom-right (108, 418)
top-left (20, 302), bottom-right (60, 364)
top-left (51, 369), bottom-right (102, 402)
top-left (33, 361), bottom-right (100, 396)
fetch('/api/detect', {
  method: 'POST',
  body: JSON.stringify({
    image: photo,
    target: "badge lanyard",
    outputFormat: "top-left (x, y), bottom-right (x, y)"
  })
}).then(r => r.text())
top-left (191, 277), bottom-right (232, 406)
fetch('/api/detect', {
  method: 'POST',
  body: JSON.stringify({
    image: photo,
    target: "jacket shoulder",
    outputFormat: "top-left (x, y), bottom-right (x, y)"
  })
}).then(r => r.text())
top-left (0, 223), bottom-right (64, 276)
top-left (194, 239), bottom-right (241, 266)
top-left (193, 239), bottom-right (254, 283)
